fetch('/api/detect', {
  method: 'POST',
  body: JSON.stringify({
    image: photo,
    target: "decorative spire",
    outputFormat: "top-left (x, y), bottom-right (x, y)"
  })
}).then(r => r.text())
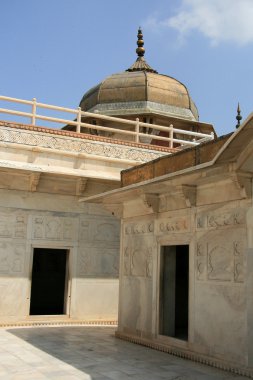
top-left (126, 28), bottom-right (158, 73)
top-left (236, 102), bottom-right (242, 129)
top-left (136, 27), bottom-right (145, 57)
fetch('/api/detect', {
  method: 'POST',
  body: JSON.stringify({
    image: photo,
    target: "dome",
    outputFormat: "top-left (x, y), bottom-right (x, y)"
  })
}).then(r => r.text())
top-left (79, 29), bottom-right (199, 122)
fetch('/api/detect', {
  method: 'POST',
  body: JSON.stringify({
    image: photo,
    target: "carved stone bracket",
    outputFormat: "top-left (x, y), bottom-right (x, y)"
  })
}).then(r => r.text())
top-left (103, 203), bottom-right (123, 218)
top-left (29, 172), bottom-right (41, 192)
top-left (140, 193), bottom-right (159, 213)
top-left (76, 178), bottom-right (88, 196)
top-left (180, 185), bottom-right (196, 207)
top-left (233, 173), bottom-right (251, 198)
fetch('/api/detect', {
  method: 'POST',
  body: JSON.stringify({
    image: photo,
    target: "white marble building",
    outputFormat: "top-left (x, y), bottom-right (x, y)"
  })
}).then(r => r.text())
top-left (87, 113), bottom-right (253, 377)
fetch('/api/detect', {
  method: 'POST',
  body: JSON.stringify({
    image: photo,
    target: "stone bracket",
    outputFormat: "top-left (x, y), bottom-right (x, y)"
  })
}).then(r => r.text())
top-left (76, 178), bottom-right (88, 196)
top-left (140, 193), bottom-right (159, 213)
top-left (29, 172), bottom-right (41, 192)
top-left (233, 173), bottom-right (252, 198)
top-left (180, 185), bottom-right (196, 207)
top-left (103, 203), bottom-right (123, 218)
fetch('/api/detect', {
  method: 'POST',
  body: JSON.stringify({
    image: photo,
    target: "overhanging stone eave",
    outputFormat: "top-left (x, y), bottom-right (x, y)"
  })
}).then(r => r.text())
top-left (0, 160), bottom-right (121, 182)
top-left (79, 159), bottom-right (216, 205)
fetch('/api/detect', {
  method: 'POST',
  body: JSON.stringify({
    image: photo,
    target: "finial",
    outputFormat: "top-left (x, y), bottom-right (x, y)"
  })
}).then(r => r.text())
top-left (236, 102), bottom-right (242, 129)
top-left (136, 27), bottom-right (145, 57)
top-left (126, 28), bottom-right (158, 73)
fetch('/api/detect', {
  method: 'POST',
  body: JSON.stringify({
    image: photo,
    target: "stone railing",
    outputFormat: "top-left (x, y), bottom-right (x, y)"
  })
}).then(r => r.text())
top-left (0, 95), bottom-right (214, 148)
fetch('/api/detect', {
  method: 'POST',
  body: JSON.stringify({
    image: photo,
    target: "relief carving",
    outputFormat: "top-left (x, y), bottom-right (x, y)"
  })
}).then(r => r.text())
top-left (0, 215), bottom-right (12, 237)
top-left (124, 222), bottom-right (154, 235)
top-left (207, 244), bottom-right (232, 281)
top-left (234, 241), bottom-right (244, 283)
top-left (94, 223), bottom-right (119, 242)
top-left (33, 216), bottom-right (75, 241)
top-left (123, 247), bottom-right (131, 276)
top-left (63, 220), bottom-right (74, 240)
top-left (0, 243), bottom-right (9, 273)
top-left (197, 230), bottom-right (245, 283)
top-left (197, 209), bottom-right (245, 229)
top-left (0, 242), bottom-right (25, 274)
top-left (80, 221), bottom-right (89, 240)
top-left (45, 220), bottom-right (61, 239)
top-left (145, 247), bottom-right (153, 278)
top-left (78, 248), bottom-right (118, 278)
top-left (124, 246), bottom-right (153, 278)
top-left (159, 218), bottom-right (188, 233)
top-left (78, 251), bottom-right (92, 275)
top-left (12, 245), bottom-right (25, 273)
top-left (34, 217), bottom-right (44, 239)
top-left (196, 242), bottom-right (207, 281)
top-left (15, 216), bottom-right (26, 238)
top-left (0, 126), bottom-right (164, 163)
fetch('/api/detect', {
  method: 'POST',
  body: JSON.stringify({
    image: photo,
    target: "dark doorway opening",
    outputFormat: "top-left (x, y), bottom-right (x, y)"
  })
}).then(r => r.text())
top-left (159, 245), bottom-right (189, 340)
top-left (30, 248), bottom-right (68, 315)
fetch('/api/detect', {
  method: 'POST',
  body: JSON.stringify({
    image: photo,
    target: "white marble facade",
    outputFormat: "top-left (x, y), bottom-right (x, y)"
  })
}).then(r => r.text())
top-left (0, 189), bottom-right (120, 323)
top-left (118, 201), bottom-right (249, 366)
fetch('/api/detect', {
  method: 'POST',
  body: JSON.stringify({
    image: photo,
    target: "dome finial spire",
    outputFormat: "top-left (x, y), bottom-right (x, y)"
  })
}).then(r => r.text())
top-left (126, 28), bottom-right (158, 73)
top-left (236, 102), bottom-right (242, 129)
top-left (136, 27), bottom-right (145, 57)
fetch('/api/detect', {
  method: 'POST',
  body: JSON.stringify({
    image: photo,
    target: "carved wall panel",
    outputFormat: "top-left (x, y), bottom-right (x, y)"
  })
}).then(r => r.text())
top-left (157, 217), bottom-right (189, 234)
top-left (32, 216), bottom-right (76, 241)
top-left (196, 229), bottom-right (245, 283)
top-left (122, 244), bottom-right (153, 279)
top-left (80, 218), bottom-right (119, 243)
top-left (0, 213), bottom-right (27, 239)
top-left (196, 208), bottom-right (246, 230)
top-left (0, 242), bottom-right (25, 275)
top-left (124, 222), bottom-right (154, 235)
top-left (78, 247), bottom-right (119, 278)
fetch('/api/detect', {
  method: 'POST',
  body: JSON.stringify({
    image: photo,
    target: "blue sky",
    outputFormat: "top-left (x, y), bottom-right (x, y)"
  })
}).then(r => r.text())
top-left (1, 0), bottom-right (253, 136)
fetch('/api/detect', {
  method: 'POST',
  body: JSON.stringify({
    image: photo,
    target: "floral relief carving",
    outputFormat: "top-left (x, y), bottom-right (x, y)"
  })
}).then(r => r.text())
top-left (124, 222), bottom-right (154, 235)
top-left (123, 245), bottom-right (153, 278)
top-left (197, 209), bottom-right (245, 230)
top-left (207, 244), bottom-right (232, 281)
top-left (0, 127), bottom-right (165, 163)
top-left (234, 241), bottom-right (244, 283)
top-left (196, 242), bottom-right (207, 281)
top-left (159, 218), bottom-right (189, 233)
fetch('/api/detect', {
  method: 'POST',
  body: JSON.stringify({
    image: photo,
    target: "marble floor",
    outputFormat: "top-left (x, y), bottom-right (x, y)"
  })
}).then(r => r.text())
top-left (0, 326), bottom-right (247, 379)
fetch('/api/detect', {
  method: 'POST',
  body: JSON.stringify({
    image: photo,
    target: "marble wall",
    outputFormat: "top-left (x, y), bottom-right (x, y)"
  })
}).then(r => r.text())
top-left (117, 200), bottom-right (251, 369)
top-left (0, 189), bottom-right (120, 322)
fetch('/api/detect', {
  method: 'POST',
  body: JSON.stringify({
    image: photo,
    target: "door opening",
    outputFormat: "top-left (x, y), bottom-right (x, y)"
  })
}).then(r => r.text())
top-left (159, 245), bottom-right (189, 340)
top-left (30, 248), bottom-right (68, 315)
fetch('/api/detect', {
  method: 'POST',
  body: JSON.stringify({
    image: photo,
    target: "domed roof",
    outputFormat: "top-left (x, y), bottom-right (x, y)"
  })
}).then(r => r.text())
top-left (79, 29), bottom-right (199, 121)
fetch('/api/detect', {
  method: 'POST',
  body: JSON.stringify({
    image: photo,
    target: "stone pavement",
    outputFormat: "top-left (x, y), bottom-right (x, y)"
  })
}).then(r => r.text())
top-left (0, 326), bottom-right (247, 379)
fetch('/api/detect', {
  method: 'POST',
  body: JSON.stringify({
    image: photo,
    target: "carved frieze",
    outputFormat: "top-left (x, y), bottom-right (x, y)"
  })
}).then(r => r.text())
top-left (0, 213), bottom-right (27, 239)
top-left (124, 222), bottom-right (154, 235)
top-left (196, 209), bottom-right (245, 230)
top-left (0, 126), bottom-right (166, 163)
top-left (158, 217), bottom-right (189, 234)
top-left (32, 216), bottom-right (76, 241)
